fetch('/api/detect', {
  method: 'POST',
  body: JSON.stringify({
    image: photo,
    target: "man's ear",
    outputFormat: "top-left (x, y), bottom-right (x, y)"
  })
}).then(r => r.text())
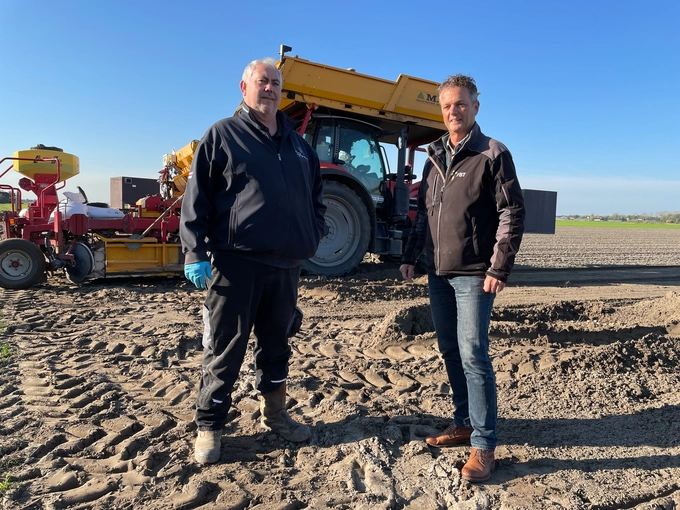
top-left (239, 80), bottom-right (247, 96)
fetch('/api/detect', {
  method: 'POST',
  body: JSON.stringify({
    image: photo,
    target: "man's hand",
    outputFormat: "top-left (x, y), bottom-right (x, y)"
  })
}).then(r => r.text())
top-left (184, 261), bottom-right (212, 289)
top-left (484, 275), bottom-right (505, 294)
top-left (400, 264), bottom-right (415, 282)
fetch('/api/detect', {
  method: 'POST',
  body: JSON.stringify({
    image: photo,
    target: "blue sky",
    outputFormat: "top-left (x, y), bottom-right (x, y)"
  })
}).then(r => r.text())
top-left (1, 0), bottom-right (678, 215)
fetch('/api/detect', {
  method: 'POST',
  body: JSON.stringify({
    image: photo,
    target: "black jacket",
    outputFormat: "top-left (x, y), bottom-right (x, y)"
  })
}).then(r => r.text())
top-left (180, 106), bottom-right (326, 268)
top-left (402, 123), bottom-right (525, 282)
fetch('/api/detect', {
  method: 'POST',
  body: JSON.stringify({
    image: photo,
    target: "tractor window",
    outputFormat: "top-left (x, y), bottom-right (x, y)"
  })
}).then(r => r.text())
top-left (302, 128), bottom-right (314, 146)
top-left (302, 117), bottom-right (386, 196)
top-left (301, 120), bottom-right (333, 163)
top-left (315, 125), bottom-right (334, 163)
top-left (338, 124), bottom-right (385, 195)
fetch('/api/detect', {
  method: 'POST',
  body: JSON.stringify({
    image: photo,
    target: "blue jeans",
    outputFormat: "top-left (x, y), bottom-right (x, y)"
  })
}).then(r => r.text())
top-left (428, 273), bottom-right (497, 450)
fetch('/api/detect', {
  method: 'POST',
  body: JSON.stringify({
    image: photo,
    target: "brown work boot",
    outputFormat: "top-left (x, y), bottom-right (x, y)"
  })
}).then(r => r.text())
top-left (425, 424), bottom-right (473, 447)
top-left (260, 383), bottom-right (311, 442)
top-left (194, 429), bottom-right (222, 464)
top-left (461, 448), bottom-right (495, 482)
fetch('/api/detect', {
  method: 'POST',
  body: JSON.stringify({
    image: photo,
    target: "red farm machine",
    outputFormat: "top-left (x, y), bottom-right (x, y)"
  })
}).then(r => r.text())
top-left (0, 145), bottom-right (186, 289)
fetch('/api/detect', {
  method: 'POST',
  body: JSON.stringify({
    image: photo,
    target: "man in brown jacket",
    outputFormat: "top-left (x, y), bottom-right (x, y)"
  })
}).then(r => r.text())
top-left (400, 75), bottom-right (525, 482)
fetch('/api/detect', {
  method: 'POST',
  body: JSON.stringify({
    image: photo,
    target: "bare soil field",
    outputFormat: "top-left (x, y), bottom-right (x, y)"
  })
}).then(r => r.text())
top-left (515, 225), bottom-right (680, 268)
top-left (1, 226), bottom-right (680, 510)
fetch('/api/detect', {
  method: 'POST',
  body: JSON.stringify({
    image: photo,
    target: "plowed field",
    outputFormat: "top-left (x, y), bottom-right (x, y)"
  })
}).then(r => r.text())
top-left (1, 226), bottom-right (680, 509)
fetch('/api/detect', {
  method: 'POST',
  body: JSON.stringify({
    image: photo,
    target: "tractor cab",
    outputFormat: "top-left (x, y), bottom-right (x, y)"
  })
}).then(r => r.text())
top-left (302, 115), bottom-right (386, 197)
top-left (300, 114), bottom-right (420, 227)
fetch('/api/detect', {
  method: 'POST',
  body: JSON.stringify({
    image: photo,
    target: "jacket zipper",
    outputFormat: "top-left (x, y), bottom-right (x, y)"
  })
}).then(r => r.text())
top-left (276, 147), bottom-right (288, 255)
top-left (427, 153), bottom-right (447, 276)
top-left (435, 174), bottom-right (444, 275)
top-left (430, 147), bottom-right (465, 275)
top-left (263, 127), bottom-right (288, 256)
top-left (427, 151), bottom-right (446, 276)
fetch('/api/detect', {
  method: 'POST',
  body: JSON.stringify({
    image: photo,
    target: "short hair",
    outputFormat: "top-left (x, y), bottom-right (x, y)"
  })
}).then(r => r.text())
top-left (242, 57), bottom-right (281, 83)
top-left (438, 75), bottom-right (479, 103)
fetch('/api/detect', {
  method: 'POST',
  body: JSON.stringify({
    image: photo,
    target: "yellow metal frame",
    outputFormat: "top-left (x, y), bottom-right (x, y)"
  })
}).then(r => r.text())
top-left (174, 140), bottom-right (199, 172)
top-left (94, 234), bottom-right (183, 275)
top-left (278, 57), bottom-right (445, 129)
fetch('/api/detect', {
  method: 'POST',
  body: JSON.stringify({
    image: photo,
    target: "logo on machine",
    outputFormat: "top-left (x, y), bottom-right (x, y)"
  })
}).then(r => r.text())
top-left (416, 92), bottom-right (439, 105)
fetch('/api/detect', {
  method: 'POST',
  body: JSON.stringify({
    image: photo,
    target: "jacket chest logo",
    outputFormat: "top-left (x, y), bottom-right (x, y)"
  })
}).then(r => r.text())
top-left (294, 146), bottom-right (308, 161)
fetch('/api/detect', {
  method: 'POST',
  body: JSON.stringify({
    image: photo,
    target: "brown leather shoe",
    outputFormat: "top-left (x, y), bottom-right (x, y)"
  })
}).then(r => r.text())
top-left (425, 424), bottom-right (473, 447)
top-left (461, 448), bottom-right (495, 482)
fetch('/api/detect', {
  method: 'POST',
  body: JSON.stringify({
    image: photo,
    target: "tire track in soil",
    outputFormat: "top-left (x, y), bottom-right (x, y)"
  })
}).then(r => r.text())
top-left (1, 283), bottom-right (205, 509)
top-left (1, 267), bottom-right (680, 508)
top-left (1, 280), bottom-right (450, 509)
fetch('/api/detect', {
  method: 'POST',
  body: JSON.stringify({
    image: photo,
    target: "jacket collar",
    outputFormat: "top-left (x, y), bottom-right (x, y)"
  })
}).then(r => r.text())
top-left (430, 122), bottom-right (483, 156)
top-left (238, 103), bottom-right (297, 137)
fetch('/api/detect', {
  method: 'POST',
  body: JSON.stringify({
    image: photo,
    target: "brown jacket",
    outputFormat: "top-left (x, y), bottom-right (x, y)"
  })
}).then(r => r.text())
top-left (401, 123), bottom-right (525, 282)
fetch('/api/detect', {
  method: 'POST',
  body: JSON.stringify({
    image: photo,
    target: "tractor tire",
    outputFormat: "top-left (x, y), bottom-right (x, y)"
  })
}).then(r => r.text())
top-left (301, 181), bottom-right (370, 277)
top-left (0, 239), bottom-right (47, 290)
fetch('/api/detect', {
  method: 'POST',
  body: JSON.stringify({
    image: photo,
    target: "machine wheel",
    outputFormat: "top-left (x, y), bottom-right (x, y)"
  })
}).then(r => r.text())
top-left (301, 181), bottom-right (370, 277)
top-left (65, 242), bottom-right (95, 283)
top-left (0, 239), bottom-right (47, 290)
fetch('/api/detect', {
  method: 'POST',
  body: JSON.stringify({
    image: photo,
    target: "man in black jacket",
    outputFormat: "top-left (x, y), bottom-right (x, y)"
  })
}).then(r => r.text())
top-left (400, 75), bottom-right (525, 482)
top-left (180, 57), bottom-right (326, 464)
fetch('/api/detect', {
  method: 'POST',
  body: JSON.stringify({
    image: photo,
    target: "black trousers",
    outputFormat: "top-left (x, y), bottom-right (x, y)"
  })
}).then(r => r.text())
top-left (195, 252), bottom-right (300, 430)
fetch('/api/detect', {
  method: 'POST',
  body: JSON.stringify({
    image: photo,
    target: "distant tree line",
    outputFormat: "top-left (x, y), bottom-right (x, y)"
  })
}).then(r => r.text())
top-left (3, 189), bottom-right (680, 223)
top-left (0, 192), bottom-right (31, 206)
top-left (562, 212), bottom-right (680, 224)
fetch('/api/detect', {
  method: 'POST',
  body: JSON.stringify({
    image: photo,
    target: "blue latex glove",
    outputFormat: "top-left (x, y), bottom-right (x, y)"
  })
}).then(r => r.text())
top-left (184, 261), bottom-right (212, 289)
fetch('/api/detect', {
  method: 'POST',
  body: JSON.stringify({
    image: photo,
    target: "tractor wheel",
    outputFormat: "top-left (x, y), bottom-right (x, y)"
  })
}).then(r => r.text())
top-left (0, 239), bottom-right (47, 290)
top-left (301, 181), bottom-right (370, 277)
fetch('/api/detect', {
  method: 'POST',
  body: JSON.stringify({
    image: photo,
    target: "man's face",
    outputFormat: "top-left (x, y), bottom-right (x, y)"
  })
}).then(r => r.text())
top-left (439, 86), bottom-right (479, 141)
top-left (240, 64), bottom-right (282, 119)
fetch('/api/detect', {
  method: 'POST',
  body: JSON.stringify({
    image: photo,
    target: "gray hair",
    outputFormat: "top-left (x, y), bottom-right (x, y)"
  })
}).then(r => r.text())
top-left (438, 75), bottom-right (479, 103)
top-left (242, 57), bottom-right (281, 82)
